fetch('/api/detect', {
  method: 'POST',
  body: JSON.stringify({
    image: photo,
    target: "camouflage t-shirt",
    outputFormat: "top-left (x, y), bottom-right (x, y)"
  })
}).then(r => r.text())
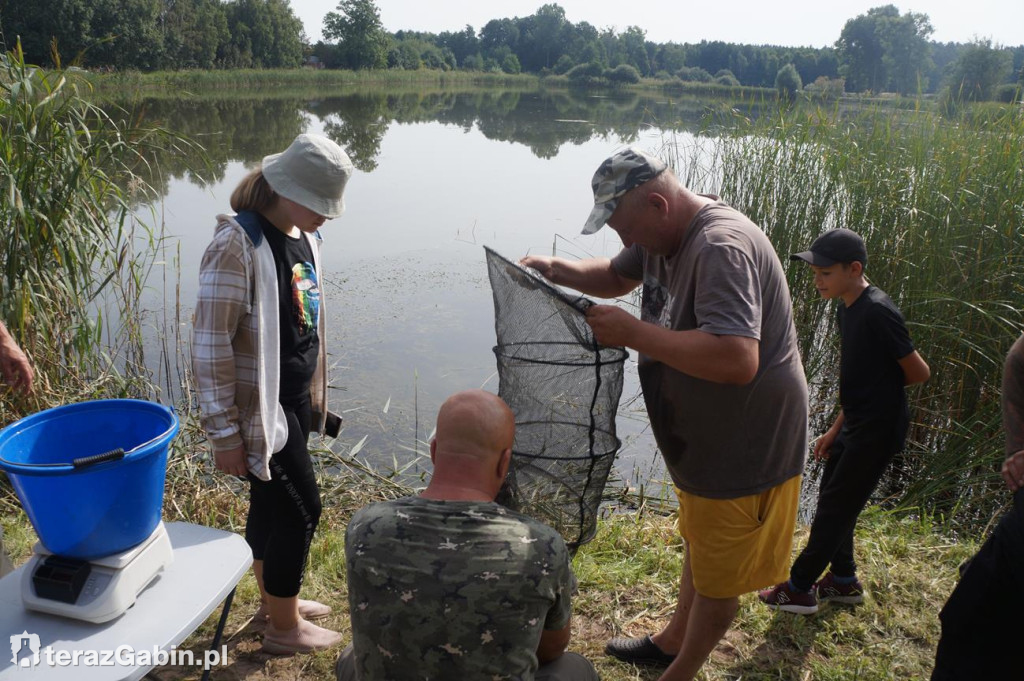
top-left (345, 496), bottom-right (575, 681)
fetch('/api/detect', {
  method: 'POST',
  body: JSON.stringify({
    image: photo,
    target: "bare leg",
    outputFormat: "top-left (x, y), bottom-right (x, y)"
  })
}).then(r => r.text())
top-left (651, 543), bottom-right (739, 680)
top-left (657, 593), bottom-right (738, 680)
top-left (253, 559), bottom-right (302, 623)
top-left (253, 559), bottom-right (267, 604)
top-left (266, 594), bottom-right (301, 630)
top-left (258, 554), bottom-right (300, 630)
top-left (256, 561), bottom-right (340, 653)
top-left (651, 544), bottom-right (697, 654)
top-left (254, 559), bottom-right (331, 622)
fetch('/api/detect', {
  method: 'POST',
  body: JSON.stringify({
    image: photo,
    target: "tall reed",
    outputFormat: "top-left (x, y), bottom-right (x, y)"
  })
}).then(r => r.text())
top-left (668, 100), bottom-right (1024, 529)
top-left (89, 68), bottom-right (541, 96)
top-left (0, 42), bottom-right (199, 421)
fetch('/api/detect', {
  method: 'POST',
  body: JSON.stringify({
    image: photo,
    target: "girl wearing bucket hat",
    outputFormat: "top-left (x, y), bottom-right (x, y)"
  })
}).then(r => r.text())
top-left (192, 134), bottom-right (353, 654)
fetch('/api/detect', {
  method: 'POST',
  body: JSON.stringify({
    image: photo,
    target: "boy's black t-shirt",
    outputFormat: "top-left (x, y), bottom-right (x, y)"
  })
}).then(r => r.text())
top-left (258, 215), bottom-right (320, 402)
top-left (837, 285), bottom-right (915, 451)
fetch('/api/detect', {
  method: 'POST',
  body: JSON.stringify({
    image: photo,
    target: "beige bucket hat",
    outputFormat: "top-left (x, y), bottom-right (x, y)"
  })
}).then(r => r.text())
top-left (262, 134), bottom-right (354, 219)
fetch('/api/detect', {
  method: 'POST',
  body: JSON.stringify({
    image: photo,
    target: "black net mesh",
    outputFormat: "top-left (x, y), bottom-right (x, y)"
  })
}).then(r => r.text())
top-left (485, 247), bottom-right (627, 550)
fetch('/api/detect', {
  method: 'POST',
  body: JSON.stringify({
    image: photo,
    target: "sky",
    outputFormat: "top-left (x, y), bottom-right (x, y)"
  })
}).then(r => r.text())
top-left (293, 0), bottom-right (1022, 49)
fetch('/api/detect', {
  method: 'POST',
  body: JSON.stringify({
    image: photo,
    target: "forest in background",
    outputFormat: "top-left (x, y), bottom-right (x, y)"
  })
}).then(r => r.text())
top-left (1, 1), bottom-right (1022, 102)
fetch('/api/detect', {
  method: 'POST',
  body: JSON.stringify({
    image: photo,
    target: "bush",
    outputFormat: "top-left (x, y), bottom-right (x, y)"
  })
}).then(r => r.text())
top-left (461, 54), bottom-right (483, 71)
top-left (605, 64), bottom-right (640, 84)
top-left (501, 54), bottom-right (521, 75)
top-left (660, 76), bottom-right (687, 94)
top-left (676, 66), bottom-right (712, 83)
top-left (805, 75), bottom-right (846, 100)
top-left (566, 61), bottom-right (604, 84)
top-left (995, 83), bottom-right (1021, 104)
top-left (552, 54), bottom-right (574, 75)
top-left (775, 63), bottom-right (802, 100)
top-left (387, 43), bottom-right (420, 70)
top-left (714, 73), bottom-right (740, 87)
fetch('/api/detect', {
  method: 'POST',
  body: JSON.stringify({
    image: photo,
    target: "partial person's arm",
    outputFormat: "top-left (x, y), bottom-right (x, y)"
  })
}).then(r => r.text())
top-left (520, 255), bottom-right (640, 299)
top-left (192, 229), bottom-right (251, 476)
top-left (536, 618), bottom-right (571, 665)
top-left (814, 409), bottom-right (845, 461)
top-left (536, 542), bottom-right (577, 666)
top-left (1000, 335), bottom-right (1024, 492)
top-left (585, 305), bottom-right (759, 384)
top-left (586, 240), bottom-right (764, 384)
top-left (0, 321), bottom-right (33, 395)
top-left (898, 350), bottom-right (930, 385)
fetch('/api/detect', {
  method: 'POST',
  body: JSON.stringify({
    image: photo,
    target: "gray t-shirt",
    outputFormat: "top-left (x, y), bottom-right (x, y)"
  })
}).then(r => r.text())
top-left (345, 496), bottom-right (575, 681)
top-left (611, 200), bottom-right (808, 498)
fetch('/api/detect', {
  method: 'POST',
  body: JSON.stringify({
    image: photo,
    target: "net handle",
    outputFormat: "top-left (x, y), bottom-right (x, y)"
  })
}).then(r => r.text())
top-left (484, 246), bottom-right (594, 314)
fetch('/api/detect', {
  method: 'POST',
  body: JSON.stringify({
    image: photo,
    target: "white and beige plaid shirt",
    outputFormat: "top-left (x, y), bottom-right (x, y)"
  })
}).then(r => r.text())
top-left (191, 214), bottom-right (327, 481)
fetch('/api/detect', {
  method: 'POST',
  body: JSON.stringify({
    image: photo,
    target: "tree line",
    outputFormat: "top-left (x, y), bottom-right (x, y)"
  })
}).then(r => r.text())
top-left (0, 0), bottom-right (304, 70)
top-left (2, 0), bottom-right (1022, 101)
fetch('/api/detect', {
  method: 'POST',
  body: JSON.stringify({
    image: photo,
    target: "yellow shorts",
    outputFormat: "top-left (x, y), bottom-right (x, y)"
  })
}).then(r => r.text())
top-left (675, 475), bottom-right (801, 599)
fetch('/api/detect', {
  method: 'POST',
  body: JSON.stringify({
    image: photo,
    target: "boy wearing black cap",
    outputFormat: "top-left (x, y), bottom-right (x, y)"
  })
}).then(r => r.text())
top-left (759, 228), bottom-right (931, 614)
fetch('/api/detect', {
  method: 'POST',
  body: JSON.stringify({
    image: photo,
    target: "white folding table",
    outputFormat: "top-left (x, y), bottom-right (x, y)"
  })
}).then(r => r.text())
top-left (0, 522), bottom-right (252, 681)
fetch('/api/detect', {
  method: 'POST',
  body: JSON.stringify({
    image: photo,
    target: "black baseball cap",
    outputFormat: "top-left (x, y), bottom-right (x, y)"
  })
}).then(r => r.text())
top-left (791, 229), bottom-right (868, 267)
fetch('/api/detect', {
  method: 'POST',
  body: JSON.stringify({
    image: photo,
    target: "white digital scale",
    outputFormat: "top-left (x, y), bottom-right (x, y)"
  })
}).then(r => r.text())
top-left (21, 522), bottom-right (173, 623)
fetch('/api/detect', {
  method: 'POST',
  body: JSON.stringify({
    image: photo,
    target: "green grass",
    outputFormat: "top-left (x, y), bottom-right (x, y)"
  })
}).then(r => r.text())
top-left (0, 481), bottom-right (976, 680)
top-left (574, 506), bottom-right (972, 681)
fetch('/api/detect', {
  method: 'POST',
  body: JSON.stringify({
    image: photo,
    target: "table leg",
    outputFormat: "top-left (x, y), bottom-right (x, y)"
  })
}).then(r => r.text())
top-left (200, 587), bottom-right (236, 681)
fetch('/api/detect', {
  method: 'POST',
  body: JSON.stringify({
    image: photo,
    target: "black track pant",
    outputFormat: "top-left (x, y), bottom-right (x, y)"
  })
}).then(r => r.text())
top-left (245, 397), bottom-right (322, 598)
top-left (789, 435), bottom-right (896, 590)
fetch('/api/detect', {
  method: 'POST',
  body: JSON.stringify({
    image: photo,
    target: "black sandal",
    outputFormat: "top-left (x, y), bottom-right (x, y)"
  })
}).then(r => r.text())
top-left (605, 634), bottom-right (677, 666)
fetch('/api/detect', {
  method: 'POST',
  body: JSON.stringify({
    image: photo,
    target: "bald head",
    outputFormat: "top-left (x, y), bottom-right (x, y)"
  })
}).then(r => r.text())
top-left (434, 390), bottom-right (514, 461)
top-left (424, 390), bottom-right (515, 501)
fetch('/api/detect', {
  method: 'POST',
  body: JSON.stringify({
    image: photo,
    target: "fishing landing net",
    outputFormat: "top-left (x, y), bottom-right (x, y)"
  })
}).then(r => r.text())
top-left (485, 247), bottom-right (627, 550)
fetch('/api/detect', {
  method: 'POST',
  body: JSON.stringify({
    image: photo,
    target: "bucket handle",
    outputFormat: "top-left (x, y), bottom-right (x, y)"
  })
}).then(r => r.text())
top-left (72, 449), bottom-right (125, 468)
top-left (0, 420), bottom-right (177, 469)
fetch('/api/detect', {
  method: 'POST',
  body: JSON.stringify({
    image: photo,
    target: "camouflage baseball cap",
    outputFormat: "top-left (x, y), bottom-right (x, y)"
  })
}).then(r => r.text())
top-left (583, 147), bottom-right (668, 235)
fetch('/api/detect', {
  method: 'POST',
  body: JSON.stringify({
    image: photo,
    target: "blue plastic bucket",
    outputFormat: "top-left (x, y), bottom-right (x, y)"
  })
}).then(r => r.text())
top-left (0, 399), bottom-right (178, 560)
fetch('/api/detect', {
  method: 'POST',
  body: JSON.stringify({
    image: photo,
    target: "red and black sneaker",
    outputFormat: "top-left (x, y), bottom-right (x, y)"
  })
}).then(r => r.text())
top-left (758, 581), bottom-right (819, 615)
top-left (815, 572), bottom-right (865, 605)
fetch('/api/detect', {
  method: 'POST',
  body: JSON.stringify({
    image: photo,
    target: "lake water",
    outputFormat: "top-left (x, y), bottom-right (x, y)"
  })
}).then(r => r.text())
top-left (133, 86), bottom-right (745, 496)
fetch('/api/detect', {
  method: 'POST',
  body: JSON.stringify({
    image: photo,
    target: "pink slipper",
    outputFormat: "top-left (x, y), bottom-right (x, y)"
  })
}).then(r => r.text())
top-left (262, 619), bottom-right (342, 655)
top-left (255, 599), bottom-right (332, 622)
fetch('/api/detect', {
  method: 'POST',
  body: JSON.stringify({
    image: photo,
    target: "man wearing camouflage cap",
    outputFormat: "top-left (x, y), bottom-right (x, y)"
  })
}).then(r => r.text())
top-left (522, 147), bottom-right (807, 680)
top-left (336, 390), bottom-right (598, 681)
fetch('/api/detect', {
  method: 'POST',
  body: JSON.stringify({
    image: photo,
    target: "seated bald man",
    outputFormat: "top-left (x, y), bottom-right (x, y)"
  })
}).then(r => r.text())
top-left (336, 390), bottom-right (597, 681)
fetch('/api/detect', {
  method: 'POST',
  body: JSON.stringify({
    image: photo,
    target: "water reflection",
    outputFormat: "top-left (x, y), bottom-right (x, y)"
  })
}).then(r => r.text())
top-left (125, 86), bottom-right (742, 187)
top-left (126, 86), bottom-right (753, 496)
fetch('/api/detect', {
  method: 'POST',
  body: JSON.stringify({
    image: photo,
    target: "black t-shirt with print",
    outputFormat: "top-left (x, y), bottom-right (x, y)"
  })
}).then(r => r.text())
top-left (258, 214), bottom-right (320, 401)
top-left (837, 285), bottom-right (915, 451)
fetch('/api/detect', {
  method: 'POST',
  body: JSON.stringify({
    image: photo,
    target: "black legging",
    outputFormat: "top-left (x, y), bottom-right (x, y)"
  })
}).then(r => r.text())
top-left (789, 433), bottom-right (896, 590)
top-left (245, 397), bottom-right (322, 598)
